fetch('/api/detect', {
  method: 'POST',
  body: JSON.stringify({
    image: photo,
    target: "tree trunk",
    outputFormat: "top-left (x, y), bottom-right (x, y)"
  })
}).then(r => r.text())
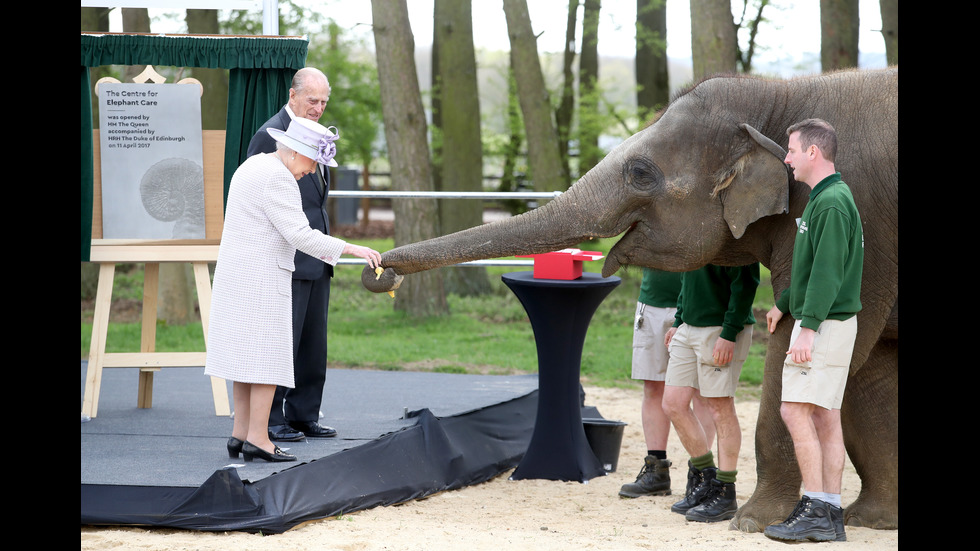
top-left (80, 6), bottom-right (109, 31)
top-left (372, 0), bottom-right (448, 317)
top-left (431, 9), bottom-right (443, 196)
top-left (498, 66), bottom-right (527, 215)
top-left (360, 162), bottom-right (372, 227)
top-left (186, 9), bottom-right (228, 130)
top-left (503, 0), bottom-right (569, 193)
top-left (81, 6), bottom-right (112, 290)
top-left (152, 9), bottom-right (228, 326)
top-left (578, 0), bottom-right (601, 175)
top-left (82, 8), bottom-right (114, 124)
top-left (689, 0), bottom-right (737, 79)
top-left (878, 0), bottom-right (898, 66)
top-left (636, 0), bottom-right (669, 121)
top-left (186, 10), bottom-right (226, 314)
top-left (121, 9), bottom-right (151, 82)
top-left (433, 0), bottom-right (491, 296)
top-left (556, 1), bottom-right (578, 179)
top-left (156, 263), bottom-right (197, 325)
top-left (820, 0), bottom-right (859, 71)
top-left (733, 0), bottom-right (771, 73)
top-left (118, 8), bottom-right (196, 324)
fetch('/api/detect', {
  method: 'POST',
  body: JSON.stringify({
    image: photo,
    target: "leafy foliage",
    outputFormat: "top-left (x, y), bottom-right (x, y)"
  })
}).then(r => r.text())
top-left (221, 0), bottom-right (318, 35)
top-left (306, 20), bottom-right (384, 166)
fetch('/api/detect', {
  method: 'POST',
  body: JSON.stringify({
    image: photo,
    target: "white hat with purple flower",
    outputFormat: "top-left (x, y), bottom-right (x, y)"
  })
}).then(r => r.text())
top-left (267, 118), bottom-right (339, 167)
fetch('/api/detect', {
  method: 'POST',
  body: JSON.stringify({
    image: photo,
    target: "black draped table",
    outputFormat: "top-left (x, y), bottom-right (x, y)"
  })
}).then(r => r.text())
top-left (502, 271), bottom-right (621, 482)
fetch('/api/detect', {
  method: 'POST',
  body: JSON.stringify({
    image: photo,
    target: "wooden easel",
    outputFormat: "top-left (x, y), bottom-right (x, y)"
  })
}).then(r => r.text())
top-left (82, 67), bottom-right (229, 418)
top-left (82, 243), bottom-right (226, 418)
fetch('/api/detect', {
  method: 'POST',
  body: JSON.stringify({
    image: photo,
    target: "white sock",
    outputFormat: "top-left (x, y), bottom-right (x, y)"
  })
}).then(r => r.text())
top-left (804, 490), bottom-right (826, 502)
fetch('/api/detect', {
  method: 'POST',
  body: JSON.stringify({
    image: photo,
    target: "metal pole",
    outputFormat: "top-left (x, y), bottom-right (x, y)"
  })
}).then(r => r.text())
top-left (327, 190), bottom-right (563, 200)
top-left (263, 0), bottom-right (279, 35)
top-left (331, 189), bottom-right (564, 267)
top-left (337, 259), bottom-right (534, 267)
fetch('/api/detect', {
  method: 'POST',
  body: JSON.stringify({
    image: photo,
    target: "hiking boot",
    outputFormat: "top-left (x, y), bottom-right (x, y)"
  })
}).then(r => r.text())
top-left (764, 496), bottom-right (838, 542)
top-left (684, 478), bottom-right (737, 522)
top-left (619, 455), bottom-right (671, 498)
top-left (828, 503), bottom-right (847, 542)
top-left (670, 464), bottom-right (716, 514)
top-left (683, 460), bottom-right (698, 495)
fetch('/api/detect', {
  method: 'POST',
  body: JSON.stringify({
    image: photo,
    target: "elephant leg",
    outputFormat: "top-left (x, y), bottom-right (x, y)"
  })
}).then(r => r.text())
top-left (732, 321), bottom-right (805, 532)
top-left (841, 337), bottom-right (899, 529)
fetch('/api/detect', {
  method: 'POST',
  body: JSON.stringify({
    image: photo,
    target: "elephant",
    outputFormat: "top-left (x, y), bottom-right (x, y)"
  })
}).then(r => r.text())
top-left (363, 68), bottom-right (898, 532)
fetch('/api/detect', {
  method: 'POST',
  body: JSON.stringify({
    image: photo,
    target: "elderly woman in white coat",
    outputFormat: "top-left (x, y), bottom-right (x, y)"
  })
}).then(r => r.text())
top-left (206, 118), bottom-right (382, 462)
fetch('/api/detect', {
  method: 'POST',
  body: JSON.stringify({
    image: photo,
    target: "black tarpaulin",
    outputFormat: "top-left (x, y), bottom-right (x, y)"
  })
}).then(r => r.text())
top-left (81, 387), bottom-right (537, 533)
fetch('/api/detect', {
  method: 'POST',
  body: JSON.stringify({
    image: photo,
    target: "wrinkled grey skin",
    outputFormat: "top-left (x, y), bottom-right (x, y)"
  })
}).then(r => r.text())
top-left (364, 68), bottom-right (898, 531)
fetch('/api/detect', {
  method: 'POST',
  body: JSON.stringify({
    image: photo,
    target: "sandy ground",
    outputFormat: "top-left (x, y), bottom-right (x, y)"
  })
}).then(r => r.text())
top-left (81, 384), bottom-right (899, 550)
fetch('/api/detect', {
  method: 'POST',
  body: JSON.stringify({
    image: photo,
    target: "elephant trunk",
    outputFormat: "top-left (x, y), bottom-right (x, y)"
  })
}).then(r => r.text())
top-left (361, 181), bottom-right (624, 293)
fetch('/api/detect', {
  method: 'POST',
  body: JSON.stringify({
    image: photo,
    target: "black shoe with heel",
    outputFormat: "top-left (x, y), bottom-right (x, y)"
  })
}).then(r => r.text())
top-left (241, 441), bottom-right (297, 462)
top-left (227, 437), bottom-right (244, 458)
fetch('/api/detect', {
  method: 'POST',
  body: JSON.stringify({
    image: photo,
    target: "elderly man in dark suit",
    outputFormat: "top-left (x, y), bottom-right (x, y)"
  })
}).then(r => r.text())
top-left (245, 67), bottom-right (339, 441)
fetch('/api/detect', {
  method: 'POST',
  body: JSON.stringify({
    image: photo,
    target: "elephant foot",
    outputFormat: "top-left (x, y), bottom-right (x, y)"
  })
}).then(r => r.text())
top-left (845, 493), bottom-right (899, 530)
top-left (730, 493), bottom-right (797, 533)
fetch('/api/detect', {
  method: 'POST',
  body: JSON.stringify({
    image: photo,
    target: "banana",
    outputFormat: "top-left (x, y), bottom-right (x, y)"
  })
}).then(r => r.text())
top-left (375, 267), bottom-right (395, 298)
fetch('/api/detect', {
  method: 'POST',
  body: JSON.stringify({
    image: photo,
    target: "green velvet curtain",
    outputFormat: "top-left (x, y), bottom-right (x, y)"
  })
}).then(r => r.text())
top-left (80, 33), bottom-right (307, 260)
top-left (223, 67), bottom-right (296, 200)
top-left (81, 65), bottom-right (94, 261)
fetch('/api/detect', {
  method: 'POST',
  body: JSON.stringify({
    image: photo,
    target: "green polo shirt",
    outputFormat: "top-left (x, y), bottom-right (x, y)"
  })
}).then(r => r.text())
top-left (775, 173), bottom-right (864, 330)
top-left (674, 263), bottom-right (760, 342)
top-left (638, 268), bottom-right (683, 308)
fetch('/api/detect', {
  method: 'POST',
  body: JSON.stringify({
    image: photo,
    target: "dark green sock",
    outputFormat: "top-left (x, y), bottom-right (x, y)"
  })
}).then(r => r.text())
top-left (716, 469), bottom-right (737, 484)
top-left (690, 452), bottom-right (714, 471)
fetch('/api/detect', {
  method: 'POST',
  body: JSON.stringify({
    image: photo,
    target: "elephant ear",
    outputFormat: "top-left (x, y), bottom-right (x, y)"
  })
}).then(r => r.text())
top-left (718, 123), bottom-right (791, 239)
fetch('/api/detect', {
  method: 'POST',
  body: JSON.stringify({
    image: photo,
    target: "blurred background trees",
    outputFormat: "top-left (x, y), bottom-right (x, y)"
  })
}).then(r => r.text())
top-left (82, 0), bottom-right (896, 317)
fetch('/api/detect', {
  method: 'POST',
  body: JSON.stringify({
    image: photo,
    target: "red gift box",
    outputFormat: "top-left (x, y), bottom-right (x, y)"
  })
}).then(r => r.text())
top-left (516, 249), bottom-right (605, 280)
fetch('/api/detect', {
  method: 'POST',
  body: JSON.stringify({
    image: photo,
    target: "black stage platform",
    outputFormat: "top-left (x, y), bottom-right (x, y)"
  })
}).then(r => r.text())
top-left (81, 362), bottom-right (548, 533)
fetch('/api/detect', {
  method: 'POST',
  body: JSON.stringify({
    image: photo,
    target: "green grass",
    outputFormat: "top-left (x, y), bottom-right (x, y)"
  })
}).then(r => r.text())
top-left (81, 319), bottom-right (207, 355)
top-left (81, 236), bottom-right (773, 393)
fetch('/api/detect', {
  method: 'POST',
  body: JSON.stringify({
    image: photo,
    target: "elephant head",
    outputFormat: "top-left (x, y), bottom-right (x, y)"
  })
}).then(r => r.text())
top-left (363, 77), bottom-right (794, 293)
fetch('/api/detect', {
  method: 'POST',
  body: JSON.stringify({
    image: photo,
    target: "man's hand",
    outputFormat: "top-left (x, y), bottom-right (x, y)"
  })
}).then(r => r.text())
top-left (713, 337), bottom-right (735, 366)
top-left (788, 327), bottom-right (816, 364)
top-left (664, 326), bottom-right (677, 348)
top-left (766, 305), bottom-right (783, 334)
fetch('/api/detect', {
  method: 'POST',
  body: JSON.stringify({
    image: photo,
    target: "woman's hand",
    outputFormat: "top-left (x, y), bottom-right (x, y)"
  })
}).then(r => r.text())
top-left (343, 243), bottom-right (382, 269)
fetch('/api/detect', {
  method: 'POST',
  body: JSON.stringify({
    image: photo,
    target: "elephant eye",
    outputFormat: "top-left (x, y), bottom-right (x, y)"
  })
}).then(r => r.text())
top-left (624, 157), bottom-right (663, 193)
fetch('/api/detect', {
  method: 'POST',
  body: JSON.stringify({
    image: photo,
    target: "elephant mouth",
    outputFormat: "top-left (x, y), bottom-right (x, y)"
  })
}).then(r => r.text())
top-left (602, 221), bottom-right (640, 277)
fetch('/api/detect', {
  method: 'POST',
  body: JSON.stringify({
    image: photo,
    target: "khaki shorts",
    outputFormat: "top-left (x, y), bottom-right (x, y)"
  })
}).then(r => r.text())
top-left (665, 323), bottom-right (753, 398)
top-left (782, 317), bottom-right (857, 410)
top-left (631, 303), bottom-right (676, 382)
